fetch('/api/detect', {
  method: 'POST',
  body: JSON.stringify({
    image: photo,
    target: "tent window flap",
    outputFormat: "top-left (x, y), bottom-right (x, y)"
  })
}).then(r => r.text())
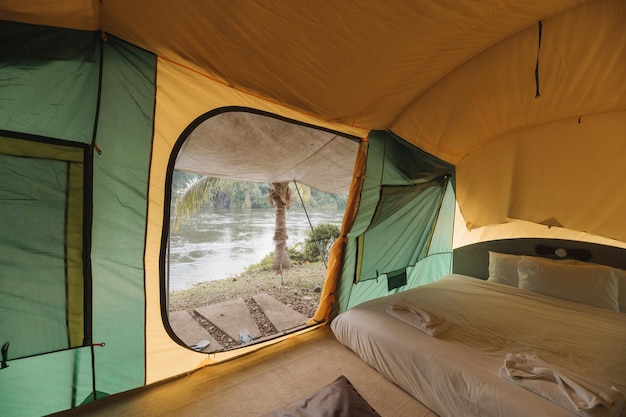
top-left (355, 177), bottom-right (449, 282)
top-left (0, 134), bottom-right (90, 362)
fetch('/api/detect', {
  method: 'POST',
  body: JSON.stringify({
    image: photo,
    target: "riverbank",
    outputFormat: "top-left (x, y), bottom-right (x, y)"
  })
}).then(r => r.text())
top-left (168, 261), bottom-right (328, 318)
top-left (168, 207), bottom-right (343, 291)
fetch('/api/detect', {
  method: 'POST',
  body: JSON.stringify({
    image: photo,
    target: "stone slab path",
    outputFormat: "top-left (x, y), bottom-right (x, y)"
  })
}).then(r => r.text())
top-left (194, 298), bottom-right (262, 342)
top-left (252, 293), bottom-right (309, 332)
top-left (167, 310), bottom-right (223, 353)
top-left (170, 293), bottom-right (311, 352)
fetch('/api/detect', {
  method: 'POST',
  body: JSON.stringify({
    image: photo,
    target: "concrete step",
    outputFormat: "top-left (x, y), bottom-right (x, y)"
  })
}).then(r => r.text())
top-left (194, 298), bottom-right (262, 342)
top-left (252, 293), bottom-right (309, 332)
top-left (172, 294), bottom-right (311, 350)
top-left (168, 310), bottom-right (223, 353)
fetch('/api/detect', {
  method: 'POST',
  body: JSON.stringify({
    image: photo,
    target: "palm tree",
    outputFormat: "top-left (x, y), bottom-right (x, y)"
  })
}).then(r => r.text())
top-left (172, 175), bottom-right (224, 231)
top-left (173, 175), bottom-right (294, 275)
top-left (268, 182), bottom-right (293, 273)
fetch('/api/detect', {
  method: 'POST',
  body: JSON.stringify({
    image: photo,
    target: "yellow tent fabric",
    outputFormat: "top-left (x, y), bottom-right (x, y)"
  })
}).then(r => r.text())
top-left (309, 140), bottom-right (369, 325)
top-left (1, 0), bottom-right (625, 407)
top-left (3, 0), bottom-right (622, 241)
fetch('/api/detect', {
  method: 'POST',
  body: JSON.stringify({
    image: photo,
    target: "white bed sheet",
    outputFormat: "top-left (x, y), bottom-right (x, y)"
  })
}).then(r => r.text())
top-left (330, 274), bottom-right (626, 417)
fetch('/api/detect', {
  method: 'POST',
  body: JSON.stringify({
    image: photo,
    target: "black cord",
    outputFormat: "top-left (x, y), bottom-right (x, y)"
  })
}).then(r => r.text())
top-left (535, 20), bottom-right (543, 98)
top-left (292, 181), bottom-right (328, 268)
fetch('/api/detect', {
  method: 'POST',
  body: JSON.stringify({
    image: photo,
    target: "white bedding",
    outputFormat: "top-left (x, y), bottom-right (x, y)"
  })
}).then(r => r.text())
top-left (330, 274), bottom-right (626, 417)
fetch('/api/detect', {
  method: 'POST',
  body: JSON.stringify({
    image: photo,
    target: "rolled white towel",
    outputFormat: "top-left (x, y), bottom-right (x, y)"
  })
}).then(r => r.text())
top-left (500, 352), bottom-right (624, 417)
top-left (386, 299), bottom-right (451, 337)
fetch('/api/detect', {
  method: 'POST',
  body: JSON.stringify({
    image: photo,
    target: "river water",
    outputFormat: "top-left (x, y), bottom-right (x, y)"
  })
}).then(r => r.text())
top-left (167, 207), bottom-right (344, 291)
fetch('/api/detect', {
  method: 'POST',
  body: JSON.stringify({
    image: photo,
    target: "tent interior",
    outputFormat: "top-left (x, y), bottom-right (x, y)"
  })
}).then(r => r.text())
top-left (0, 1), bottom-right (625, 416)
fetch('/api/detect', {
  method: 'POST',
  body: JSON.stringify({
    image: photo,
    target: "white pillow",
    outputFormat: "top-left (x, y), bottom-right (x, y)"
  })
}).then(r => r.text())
top-left (518, 256), bottom-right (620, 311)
top-left (547, 258), bottom-right (626, 313)
top-left (487, 251), bottom-right (521, 286)
top-left (487, 252), bottom-right (575, 287)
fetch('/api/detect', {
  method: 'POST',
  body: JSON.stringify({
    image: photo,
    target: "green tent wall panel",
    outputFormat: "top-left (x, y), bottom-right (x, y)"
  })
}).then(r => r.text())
top-left (90, 30), bottom-right (155, 397)
top-left (0, 21), bottom-right (100, 142)
top-left (1, 348), bottom-right (95, 416)
top-left (0, 22), bottom-right (155, 417)
top-left (335, 131), bottom-right (455, 312)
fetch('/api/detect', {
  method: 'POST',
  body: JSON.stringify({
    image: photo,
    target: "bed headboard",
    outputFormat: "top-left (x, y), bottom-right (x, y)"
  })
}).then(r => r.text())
top-left (452, 238), bottom-right (626, 279)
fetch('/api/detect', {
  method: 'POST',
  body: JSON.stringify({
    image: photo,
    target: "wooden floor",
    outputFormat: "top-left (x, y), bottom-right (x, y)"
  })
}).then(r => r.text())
top-left (49, 327), bottom-right (437, 417)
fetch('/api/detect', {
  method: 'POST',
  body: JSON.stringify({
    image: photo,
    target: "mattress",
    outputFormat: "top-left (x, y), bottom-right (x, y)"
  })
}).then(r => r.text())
top-left (330, 274), bottom-right (626, 417)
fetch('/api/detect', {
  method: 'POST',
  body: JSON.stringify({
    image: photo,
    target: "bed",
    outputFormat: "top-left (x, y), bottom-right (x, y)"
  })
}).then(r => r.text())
top-left (330, 239), bottom-right (626, 417)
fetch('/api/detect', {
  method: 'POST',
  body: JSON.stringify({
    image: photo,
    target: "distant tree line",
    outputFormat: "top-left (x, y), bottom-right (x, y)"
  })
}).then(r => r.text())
top-left (171, 171), bottom-right (347, 211)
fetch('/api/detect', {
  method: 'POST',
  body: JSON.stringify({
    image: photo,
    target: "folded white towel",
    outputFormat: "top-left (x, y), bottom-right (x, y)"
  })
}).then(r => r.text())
top-left (500, 352), bottom-right (624, 417)
top-left (386, 299), bottom-right (451, 337)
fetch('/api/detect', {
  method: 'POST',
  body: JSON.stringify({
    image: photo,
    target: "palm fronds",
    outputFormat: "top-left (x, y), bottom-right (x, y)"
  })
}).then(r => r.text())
top-left (173, 176), bottom-right (223, 231)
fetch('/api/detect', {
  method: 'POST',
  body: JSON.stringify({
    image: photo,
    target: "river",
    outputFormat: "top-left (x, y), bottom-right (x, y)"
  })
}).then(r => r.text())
top-left (167, 207), bottom-right (344, 291)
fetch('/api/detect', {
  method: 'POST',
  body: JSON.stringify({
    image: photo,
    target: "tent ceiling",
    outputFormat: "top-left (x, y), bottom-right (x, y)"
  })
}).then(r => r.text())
top-left (2, 0), bottom-right (593, 140)
top-left (2, 0), bottom-right (625, 242)
top-left (175, 111), bottom-right (360, 195)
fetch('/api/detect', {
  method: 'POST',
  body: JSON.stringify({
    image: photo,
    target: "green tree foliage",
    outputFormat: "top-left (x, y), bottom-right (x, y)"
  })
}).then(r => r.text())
top-left (303, 223), bottom-right (341, 263)
top-left (290, 184), bottom-right (347, 210)
top-left (291, 182), bottom-right (312, 208)
top-left (310, 189), bottom-right (347, 210)
top-left (172, 172), bottom-right (345, 213)
top-left (172, 175), bottom-right (224, 231)
top-left (244, 245), bottom-right (306, 273)
top-left (245, 223), bottom-right (340, 272)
